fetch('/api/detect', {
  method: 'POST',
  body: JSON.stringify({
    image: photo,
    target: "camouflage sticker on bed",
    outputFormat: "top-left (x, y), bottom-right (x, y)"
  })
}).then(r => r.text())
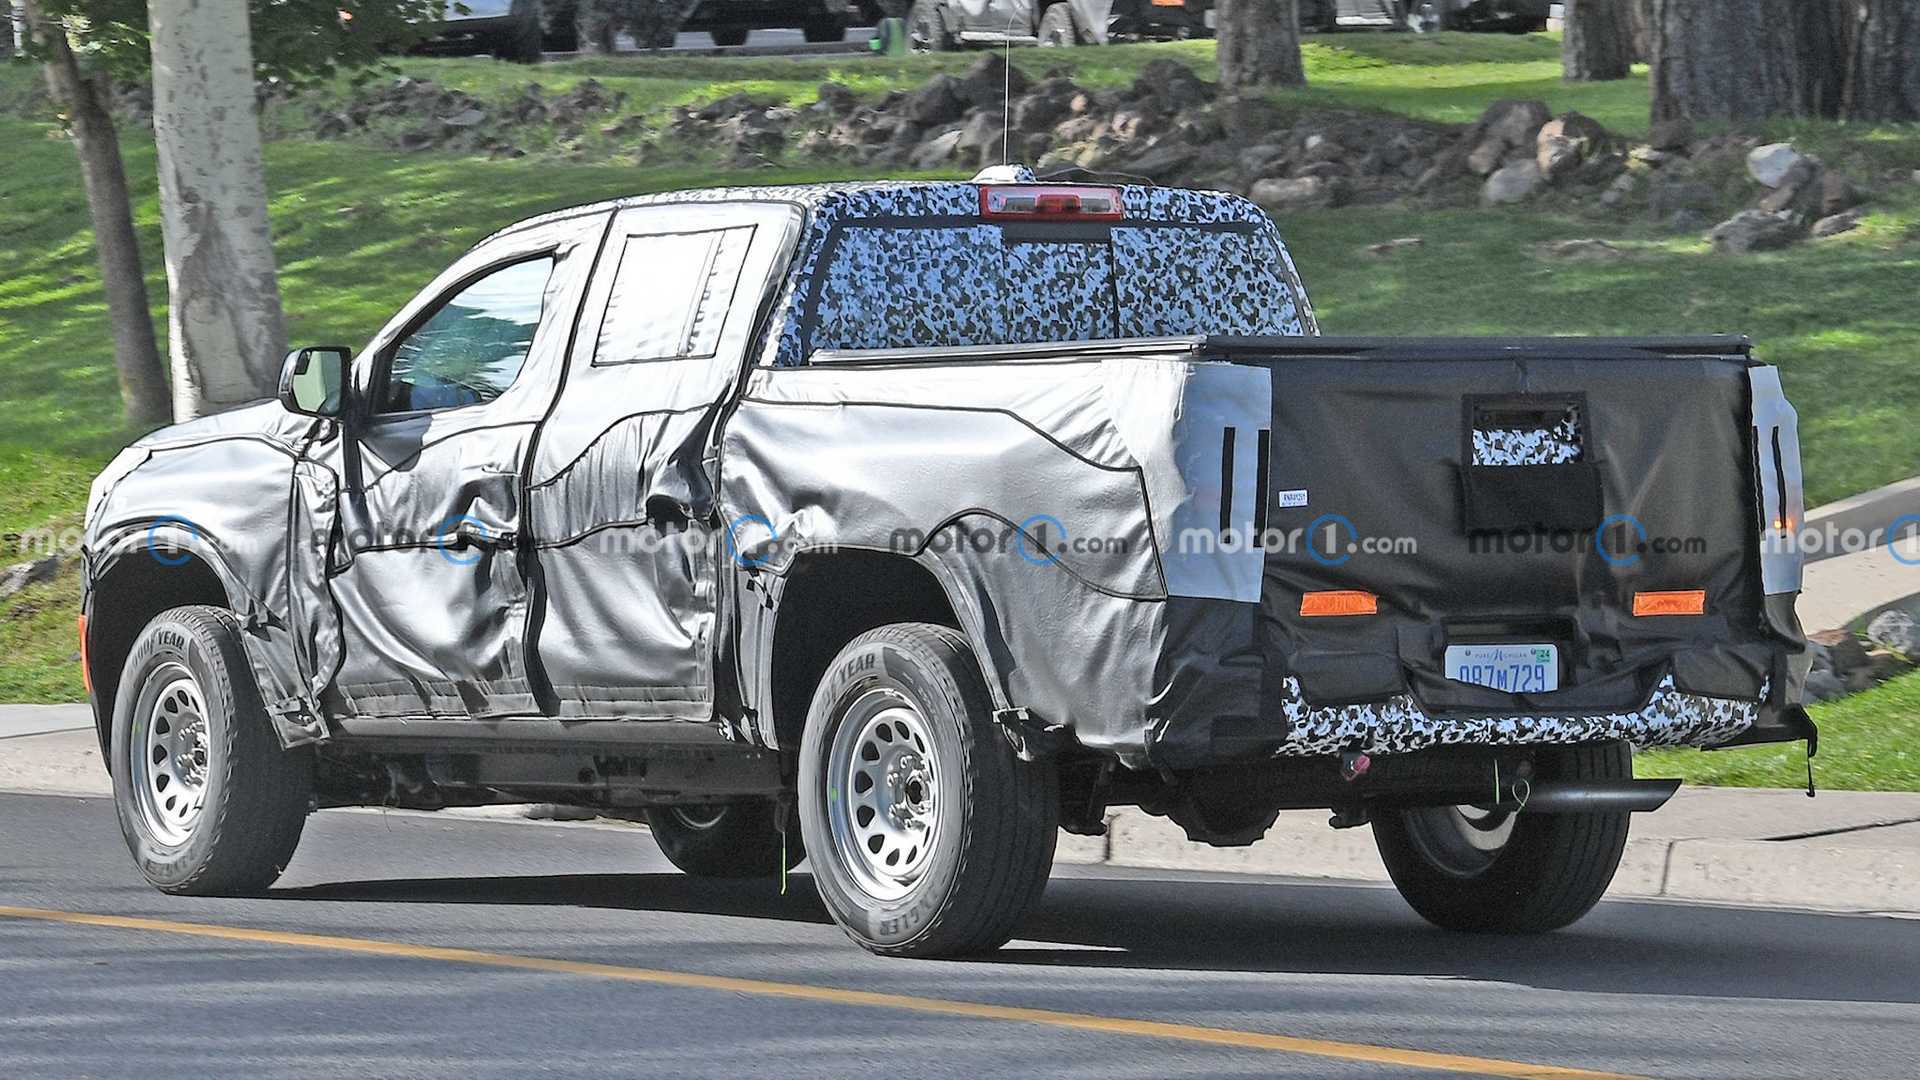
top-left (1472, 404), bottom-right (1584, 466)
top-left (1273, 673), bottom-right (1758, 756)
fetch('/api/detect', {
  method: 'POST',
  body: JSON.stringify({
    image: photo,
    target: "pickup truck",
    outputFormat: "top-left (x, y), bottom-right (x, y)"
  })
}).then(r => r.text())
top-left (81, 174), bottom-right (1814, 957)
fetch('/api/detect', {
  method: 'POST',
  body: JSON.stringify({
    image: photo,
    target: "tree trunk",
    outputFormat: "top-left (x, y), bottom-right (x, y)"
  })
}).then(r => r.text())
top-left (1843, 0), bottom-right (1920, 120)
top-left (1563, 0), bottom-right (1634, 81)
top-left (1626, 0), bottom-right (1653, 63)
top-left (1648, 0), bottom-right (1848, 122)
top-left (147, 0), bottom-right (288, 420)
top-left (20, 0), bottom-right (172, 428)
top-left (1217, 0), bottom-right (1305, 92)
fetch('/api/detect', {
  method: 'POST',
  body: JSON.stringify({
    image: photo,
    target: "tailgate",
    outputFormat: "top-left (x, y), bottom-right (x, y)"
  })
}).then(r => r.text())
top-left (1241, 337), bottom-right (1791, 716)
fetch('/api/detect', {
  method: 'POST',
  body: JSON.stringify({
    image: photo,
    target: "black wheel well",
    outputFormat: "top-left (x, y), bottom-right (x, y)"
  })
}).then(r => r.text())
top-left (768, 552), bottom-right (961, 750)
top-left (86, 554), bottom-right (230, 758)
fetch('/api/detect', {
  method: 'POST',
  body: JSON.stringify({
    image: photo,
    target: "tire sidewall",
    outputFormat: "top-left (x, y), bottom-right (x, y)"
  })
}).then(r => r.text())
top-left (798, 634), bottom-right (975, 950)
top-left (110, 613), bottom-right (241, 890)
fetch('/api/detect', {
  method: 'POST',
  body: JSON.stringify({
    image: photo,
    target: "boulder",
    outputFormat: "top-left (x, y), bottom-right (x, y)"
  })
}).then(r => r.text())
top-left (1647, 116), bottom-right (1695, 153)
top-left (1747, 142), bottom-right (1805, 188)
top-left (0, 555), bottom-right (58, 600)
top-left (1803, 668), bottom-right (1847, 703)
top-left (1130, 58), bottom-right (1215, 112)
top-left (1481, 159), bottom-right (1543, 205)
top-left (1534, 111), bottom-right (1609, 182)
top-left (909, 128), bottom-right (964, 170)
top-left (953, 110), bottom-right (1006, 167)
top-left (816, 82), bottom-right (858, 115)
top-left (1478, 99), bottom-right (1552, 153)
top-left (1011, 78), bottom-right (1079, 133)
top-left (957, 54), bottom-right (1030, 109)
top-left (1708, 209), bottom-right (1803, 254)
top-left (1540, 238), bottom-right (1623, 261)
top-left (1755, 159), bottom-right (1821, 215)
top-left (1809, 628), bottom-right (1873, 677)
top-left (1466, 138), bottom-right (1508, 177)
top-left (1302, 133), bottom-right (1346, 163)
top-left (1294, 160), bottom-right (1350, 180)
top-left (1812, 208), bottom-right (1866, 238)
top-left (1249, 175), bottom-right (1348, 212)
top-left (905, 75), bottom-right (966, 127)
top-left (1237, 143), bottom-right (1289, 178)
top-left (1599, 171), bottom-right (1638, 208)
top-left (1820, 170), bottom-right (1864, 216)
top-left (441, 107), bottom-right (487, 129)
top-left (1867, 609), bottom-right (1920, 662)
top-left (1124, 139), bottom-right (1199, 181)
top-left (1648, 176), bottom-right (1717, 220)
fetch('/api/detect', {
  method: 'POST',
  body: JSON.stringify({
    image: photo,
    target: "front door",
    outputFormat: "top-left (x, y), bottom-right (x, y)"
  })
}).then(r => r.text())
top-left (310, 211), bottom-right (609, 719)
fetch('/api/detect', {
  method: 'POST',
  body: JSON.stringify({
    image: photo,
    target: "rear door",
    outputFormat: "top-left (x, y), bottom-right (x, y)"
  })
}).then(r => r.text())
top-left (526, 201), bottom-right (803, 720)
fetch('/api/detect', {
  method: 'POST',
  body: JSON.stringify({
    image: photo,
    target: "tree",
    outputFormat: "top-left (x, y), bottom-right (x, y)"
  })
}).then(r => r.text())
top-left (18, 0), bottom-right (172, 426)
top-left (147, 0), bottom-right (288, 418)
top-left (1217, 0), bottom-right (1305, 92)
top-left (1563, 0), bottom-right (1634, 81)
top-left (1842, 0), bottom-right (1920, 120)
top-left (1647, 0), bottom-right (1848, 122)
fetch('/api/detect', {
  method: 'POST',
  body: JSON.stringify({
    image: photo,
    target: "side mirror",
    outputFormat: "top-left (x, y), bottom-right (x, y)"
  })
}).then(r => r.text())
top-left (278, 346), bottom-right (350, 419)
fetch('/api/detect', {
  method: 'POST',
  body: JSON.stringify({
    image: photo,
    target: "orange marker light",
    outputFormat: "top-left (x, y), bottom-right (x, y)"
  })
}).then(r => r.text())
top-left (77, 614), bottom-right (91, 696)
top-left (1300, 590), bottom-right (1378, 617)
top-left (1633, 590), bottom-right (1707, 617)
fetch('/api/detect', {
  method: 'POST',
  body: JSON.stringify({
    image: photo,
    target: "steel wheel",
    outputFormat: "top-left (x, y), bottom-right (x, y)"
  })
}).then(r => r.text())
top-left (1400, 804), bottom-right (1517, 878)
top-left (824, 687), bottom-right (941, 901)
top-left (129, 662), bottom-right (211, 847)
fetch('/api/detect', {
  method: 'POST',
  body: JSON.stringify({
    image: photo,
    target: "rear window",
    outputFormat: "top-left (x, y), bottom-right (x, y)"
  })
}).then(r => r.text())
top-left (802, 222), bottom-right (1305, 357)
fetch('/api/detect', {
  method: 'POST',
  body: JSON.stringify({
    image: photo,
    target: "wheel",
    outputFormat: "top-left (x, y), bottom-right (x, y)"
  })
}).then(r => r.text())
top-left (798, 623), bottom-right (1057, 957)
top-left (643, 800), bottom-right (802, 877)
top-left (710, 25), bottom-right (750, 46)
top-left (802, 14), bottom-right (848, 42)
top-left (110, 606), bottom-right (312, 895)
top-left (493, 0), bottom-right (546, 62)
top-left (906, 0), bottom-right (952, 51)
top-left (1371, 742), bottom-right (1632, 933)
top-left (1037, 3), bottom-right (1077, 46)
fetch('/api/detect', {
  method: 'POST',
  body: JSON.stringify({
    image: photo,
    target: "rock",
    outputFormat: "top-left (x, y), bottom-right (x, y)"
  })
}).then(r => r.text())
top-left (1809, 628), bottom-right (1873, 677)
top-left (1802, 668), bottom-right (1847, 703)
top-left (1130, 58), bottom-right (1214, 112)
top-left (1011, 78), bottom-right (1079, 133)
top-left (817, 82), bottom-right (858, 115)
top-left (1481, 159), bottom-right (1544, 205)
top-left (1847, 652), bottom-right (1911, 694)
top-left (1648, 176), bottom-right (1717, 220)
top-left (1709, 209), bottom-right (1803, 254)
top-left (1237, 143), bottom-right (1288, 178)
top-left (909, 128), bottom-right (964, 170)
top-left (1294, 160), bottom-right (1350, 181)
top-left (1812, 208), bottom-right (1866, 238)
top-left (957, 54), bottom-right (1030, 109)
top-left (1647, 117), bottom-right (1695, 153)
top-left (1124, 140), bottom-right (1198, 181)
top-left (1756, 159), bottom-right (1821, 215)
top-left (1302, 133), bottom-right (1346, 163)
top-left (1249, 175), bottom-right (1348, 212)
top-left (1820, 170), bottom-right (1863, 216)
top-left (1599, 171), bottom-right (1638, 208)
top-left (1747, 142), bottom-right (1805, 188)
top-left (905, 75), bottom-right (966, 127)
top-left (1540, 238), bottom-right (1623, 261)
top-left (1364, 237), bottom-right (1424, 256)
top-left (441, 107), bottom-right (487, 129)
top-left (1478, 99), bottom-right (1552, 153)
top-left (1662, 208), bottom-right (1711, 233)
top-left (0, 555), bottom-right (58, 600)
top-left (1534, 112), bottom-right (1609, 182)
top-left (1867, 609), bottom-right (1920, 661)
top-left (953, 110), bottom-right (1006, 167)
top-left (1466, 138), bottom-right (1508, 177)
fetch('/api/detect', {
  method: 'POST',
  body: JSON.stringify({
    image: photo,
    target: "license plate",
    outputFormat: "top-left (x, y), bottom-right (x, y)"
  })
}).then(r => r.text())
top-left (1445, 644), bottom-right (1559, 693)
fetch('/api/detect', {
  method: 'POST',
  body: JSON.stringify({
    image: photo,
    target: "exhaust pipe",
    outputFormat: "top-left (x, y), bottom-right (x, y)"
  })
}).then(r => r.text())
top-left (1513, 778), bottom-right (1681, 814)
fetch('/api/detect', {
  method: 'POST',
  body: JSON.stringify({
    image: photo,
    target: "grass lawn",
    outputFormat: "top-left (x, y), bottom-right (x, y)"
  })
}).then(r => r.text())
top-left (1, 34), bottom-right (1916, 790)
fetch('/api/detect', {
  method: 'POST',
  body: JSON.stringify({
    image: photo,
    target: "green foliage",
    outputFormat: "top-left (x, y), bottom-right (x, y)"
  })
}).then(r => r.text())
top-left (31, 0), bottom-right (444, 87)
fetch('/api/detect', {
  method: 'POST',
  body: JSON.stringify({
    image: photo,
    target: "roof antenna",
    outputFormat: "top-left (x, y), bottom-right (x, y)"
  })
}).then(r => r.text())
top-left (1002, 11), bottom-right (1017, 166)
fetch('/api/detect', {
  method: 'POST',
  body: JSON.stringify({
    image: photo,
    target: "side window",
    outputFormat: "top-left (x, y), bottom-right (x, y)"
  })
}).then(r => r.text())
top-left (593, 226), bottom-right (754, 365)
top-left (379, 256), bottom-right (555, 414)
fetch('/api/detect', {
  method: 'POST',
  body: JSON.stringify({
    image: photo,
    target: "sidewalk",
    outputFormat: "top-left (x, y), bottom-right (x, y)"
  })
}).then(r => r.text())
top-left (6, 702), bottom-right (1916, 915)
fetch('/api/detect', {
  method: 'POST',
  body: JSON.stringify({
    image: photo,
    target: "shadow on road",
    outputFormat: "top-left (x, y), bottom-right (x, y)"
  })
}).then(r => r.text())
top-left (271, 866), bottom-right (1920, 1006)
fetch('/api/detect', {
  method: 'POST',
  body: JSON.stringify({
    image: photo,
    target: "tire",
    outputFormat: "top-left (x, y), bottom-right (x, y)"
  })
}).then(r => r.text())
top-left (711, 25), bottom-right (750, 46)
top-left (1037, 3), bottom-right (1077, 46)
top-left (1371, 742), bottom-right (1632, 933)
top-left (802, 14), bottom-right (849, 42)
top-left (644, 801), bottom-right (802, 877)
top-left (798, 623), bottom-right (1057, 957)
top-left (110, 605), bottom-right (312, 896)
top-left (907, 0), bottom-right (952, 51)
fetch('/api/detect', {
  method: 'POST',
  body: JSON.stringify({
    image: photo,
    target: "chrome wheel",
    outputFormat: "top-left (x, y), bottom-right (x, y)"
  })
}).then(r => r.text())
top-left (1402, 804), bottom-right (1516, 878)
top-left (824, 688), bottom-right (940, 901)
top-left (129, 663), bottom-right (211, 847)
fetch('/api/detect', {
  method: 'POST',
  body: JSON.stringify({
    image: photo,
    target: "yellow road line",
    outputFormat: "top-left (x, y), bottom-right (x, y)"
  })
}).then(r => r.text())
top-left (0, 904), bottom-right (1645, 1080)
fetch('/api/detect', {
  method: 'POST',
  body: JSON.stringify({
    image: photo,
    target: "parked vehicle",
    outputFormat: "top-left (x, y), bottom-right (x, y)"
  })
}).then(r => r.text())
top-left (417, 0), bottom-right (548, 61)
top-left (82, 174), bottom-right (1813, 957)
top-left (907, 0), bottom-right (1212, 51)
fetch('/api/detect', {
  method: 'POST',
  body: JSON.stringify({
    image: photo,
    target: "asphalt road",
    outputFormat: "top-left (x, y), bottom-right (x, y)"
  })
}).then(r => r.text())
top-left (4, 793), bottom-right (1918, 1079)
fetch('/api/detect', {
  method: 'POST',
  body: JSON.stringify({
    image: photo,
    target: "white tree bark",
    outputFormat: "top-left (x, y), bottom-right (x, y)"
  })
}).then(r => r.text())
top-left (147, 0), bottom-right (287, 419)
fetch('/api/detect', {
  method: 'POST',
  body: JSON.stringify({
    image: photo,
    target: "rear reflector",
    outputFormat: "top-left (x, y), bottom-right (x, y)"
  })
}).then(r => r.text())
top-left (77, 614), bottom-right (91, 696)
top-left (1300, 590), bottom-right (1378, 617)
top-left (1633, 590), bottom-right (1706, 617)
top-left (979, 185), bottom-right (1124, 222)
